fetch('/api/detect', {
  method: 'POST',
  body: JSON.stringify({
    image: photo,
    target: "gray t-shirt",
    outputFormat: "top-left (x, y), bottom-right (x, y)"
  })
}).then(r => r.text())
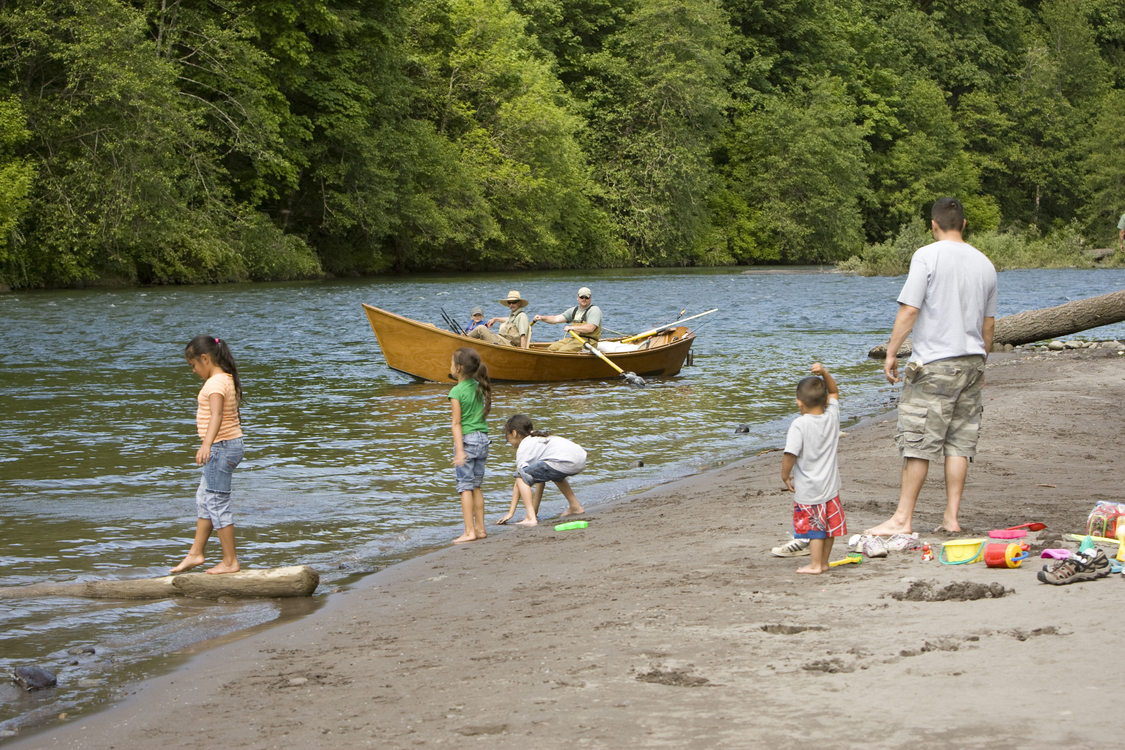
top-left (898, 239), bottom-right (998, 364)
top-left (783, 399), bottom-right (841, 505)
top-left (1117, 212), bottom-right (1125, 231)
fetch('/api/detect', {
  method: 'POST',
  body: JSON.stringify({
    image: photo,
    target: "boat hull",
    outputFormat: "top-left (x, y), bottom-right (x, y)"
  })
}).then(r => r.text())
top-left (362, 304), bottom-right (694, 383)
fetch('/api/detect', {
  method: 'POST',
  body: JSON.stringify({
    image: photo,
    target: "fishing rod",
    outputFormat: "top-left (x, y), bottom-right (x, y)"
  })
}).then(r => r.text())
top-left (439, 307), bottom-right (465, 335)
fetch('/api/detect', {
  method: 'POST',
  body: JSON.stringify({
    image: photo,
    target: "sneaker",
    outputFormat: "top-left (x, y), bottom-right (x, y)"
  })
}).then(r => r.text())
top-left (885, 532), bottom-right (921, 551)
top-left (771, 538), bottom-right (810, 557)
top-left (1090, 549), bottom-right (1111, 578)
top-left (1037, 554), bottom-right (1099, 585)
top-left (857, 535), bottom-right (889, 558)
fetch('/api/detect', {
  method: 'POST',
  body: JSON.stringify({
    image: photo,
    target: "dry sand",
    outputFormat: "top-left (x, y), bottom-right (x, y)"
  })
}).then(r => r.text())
top-left (10, 348), bottom-right (1125, 749)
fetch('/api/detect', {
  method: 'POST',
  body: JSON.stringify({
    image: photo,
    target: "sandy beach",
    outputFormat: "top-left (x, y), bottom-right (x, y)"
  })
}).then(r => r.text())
top-left (9, 346), bottom-right (1125, 749)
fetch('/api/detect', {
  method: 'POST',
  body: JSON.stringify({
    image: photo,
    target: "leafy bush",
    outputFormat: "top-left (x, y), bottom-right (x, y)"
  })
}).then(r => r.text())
top-left (839, 220), bottom-right (1112, 276)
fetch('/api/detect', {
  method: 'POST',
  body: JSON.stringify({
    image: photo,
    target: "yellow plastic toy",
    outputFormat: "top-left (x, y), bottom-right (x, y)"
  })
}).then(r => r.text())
top-left (828, 553), bottom-right (863, 568)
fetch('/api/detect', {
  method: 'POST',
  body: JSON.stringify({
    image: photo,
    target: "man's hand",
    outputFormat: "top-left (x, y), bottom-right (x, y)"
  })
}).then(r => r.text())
top-left (884, 353), bottom-right (900, 385)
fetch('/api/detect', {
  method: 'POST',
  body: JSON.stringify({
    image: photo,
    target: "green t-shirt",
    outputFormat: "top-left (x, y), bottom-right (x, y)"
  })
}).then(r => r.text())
top-left (449, 378), bottom-right (488, 434)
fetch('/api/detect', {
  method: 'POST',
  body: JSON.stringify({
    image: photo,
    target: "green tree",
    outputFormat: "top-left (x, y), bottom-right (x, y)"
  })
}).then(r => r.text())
top-left (868, 78), bottom-right (996, 238)
top-left (0, 97), bottom-right (34, 283)
top-left (719, 76), bottom-right (870, 263)
top-left (1079, 88), bottom-right (1125, 241)
top-left (403, 0), bottom-right (619, 271)
top-left (585, 0), bottom-right (733, 265)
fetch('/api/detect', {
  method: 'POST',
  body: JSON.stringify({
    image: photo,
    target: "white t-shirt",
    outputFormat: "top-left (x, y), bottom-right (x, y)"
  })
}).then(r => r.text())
top-left (898, 239), bottom-right (998, 364)
top-left (516, 435), bottom-right (587, 475)
top-left (783, 399), bottom-right (841, 505)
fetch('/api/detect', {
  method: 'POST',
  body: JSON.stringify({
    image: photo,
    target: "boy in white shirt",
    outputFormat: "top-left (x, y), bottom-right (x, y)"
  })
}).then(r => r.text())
top-left (781, 363), bottom-right (847, 574)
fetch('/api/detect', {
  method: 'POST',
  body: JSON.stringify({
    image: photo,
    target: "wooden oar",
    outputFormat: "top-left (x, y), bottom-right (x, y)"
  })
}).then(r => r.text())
top-left (569, 330), bottom-right (645, 387)
top-left (621, 308), bottom-right (717, 344)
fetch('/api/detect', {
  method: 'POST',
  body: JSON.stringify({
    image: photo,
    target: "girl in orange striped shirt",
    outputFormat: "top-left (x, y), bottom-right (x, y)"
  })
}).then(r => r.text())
top-left (171, 335), bottom-right (245, 575)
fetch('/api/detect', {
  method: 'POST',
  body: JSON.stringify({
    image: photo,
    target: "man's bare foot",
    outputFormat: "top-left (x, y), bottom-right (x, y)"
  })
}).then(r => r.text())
top-left (865, 518), bottom-right (911, 536)
top-left (205, 561), bottom-right (240, 574)
top-left (170, 553), bottom-right (205, 574)
top-left (795, 564), bottom-right (828, 574)
top-left (560, 507), bottom-right (585, 518)
top-left (515, 518), bottom-right (538, 527)
top-left (452, 533), bottom-right (479, 544)
top-left (495, 514), bottom-right (513, 525)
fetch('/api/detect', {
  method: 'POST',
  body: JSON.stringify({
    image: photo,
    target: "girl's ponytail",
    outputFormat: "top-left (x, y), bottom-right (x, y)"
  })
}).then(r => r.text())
top-left (452, 347), bottom-right (490, 415)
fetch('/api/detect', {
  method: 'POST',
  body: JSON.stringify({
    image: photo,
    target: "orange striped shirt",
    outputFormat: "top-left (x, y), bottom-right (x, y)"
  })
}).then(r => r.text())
top-left (196, 372), bottom-right (243, 441)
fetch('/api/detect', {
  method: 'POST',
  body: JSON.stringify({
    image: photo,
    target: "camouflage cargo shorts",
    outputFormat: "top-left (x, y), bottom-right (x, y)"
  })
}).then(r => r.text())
top-left (895, 355), bottom-right (986, 461)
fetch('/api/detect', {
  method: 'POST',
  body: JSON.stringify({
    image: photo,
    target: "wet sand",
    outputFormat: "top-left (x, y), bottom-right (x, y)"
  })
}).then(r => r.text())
top-left (11, 347), bottom-right (1125, 749)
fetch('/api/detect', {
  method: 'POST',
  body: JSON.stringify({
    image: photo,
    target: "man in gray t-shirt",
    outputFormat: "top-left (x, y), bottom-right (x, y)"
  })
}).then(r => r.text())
top-left (867, 197), bottom-right (998, 538)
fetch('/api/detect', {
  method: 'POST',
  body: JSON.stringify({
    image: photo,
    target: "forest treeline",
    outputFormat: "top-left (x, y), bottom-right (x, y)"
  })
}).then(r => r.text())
top-left (1, 0), bottom-right (1123, 288)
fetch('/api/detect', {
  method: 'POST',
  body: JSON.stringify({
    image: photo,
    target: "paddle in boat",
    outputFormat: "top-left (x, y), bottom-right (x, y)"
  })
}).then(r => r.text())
top-left (361, 303), bottom-right (701, 383)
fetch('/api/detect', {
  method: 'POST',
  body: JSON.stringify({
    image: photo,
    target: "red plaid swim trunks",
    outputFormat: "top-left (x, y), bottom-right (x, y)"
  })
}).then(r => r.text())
top-left (793, 494), bottom-right (847, 540)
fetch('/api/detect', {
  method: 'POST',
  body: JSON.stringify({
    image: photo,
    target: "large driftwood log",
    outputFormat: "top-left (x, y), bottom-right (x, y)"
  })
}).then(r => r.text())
top-left (0, 566), bottom-right (319, 600)
top-left (869, 289), bottom-right (1125, 359)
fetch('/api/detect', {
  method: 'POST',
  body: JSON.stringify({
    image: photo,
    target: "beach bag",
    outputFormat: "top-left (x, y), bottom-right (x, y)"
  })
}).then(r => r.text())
top-left (1085, 501), bottom-right (1125, 538)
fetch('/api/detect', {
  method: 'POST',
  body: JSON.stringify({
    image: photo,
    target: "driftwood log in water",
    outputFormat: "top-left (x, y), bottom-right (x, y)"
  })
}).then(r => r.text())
top-left (868, 289), bottom-right (1125, 359)
top-left (0, 566), bottom-right (319, 600)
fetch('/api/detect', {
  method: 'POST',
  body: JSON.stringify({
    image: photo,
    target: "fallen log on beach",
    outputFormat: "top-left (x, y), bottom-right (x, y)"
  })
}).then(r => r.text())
top-left (0, 566), bottom-right (319, 600)
top-left (869, 289), bottom-right (1125, 359)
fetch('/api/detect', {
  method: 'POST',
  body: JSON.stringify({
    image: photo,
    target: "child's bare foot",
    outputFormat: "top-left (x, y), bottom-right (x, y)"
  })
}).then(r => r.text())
top-left (205, 561), bottom-right (240, 574)
top-left (452, 533), bottom-right (479, 544)
top-left (795, 563), bottom-right (828, 574)
top-left (170, 553), bottom-right (205, 574)
top-left (865, 518), bottom-right (911, 536)
top-left (515, 517), bottom-right (538, 527)
top-left (560, 507), bottom-right (585, 518)
top-left (495, 513), bottom-right (513, 525)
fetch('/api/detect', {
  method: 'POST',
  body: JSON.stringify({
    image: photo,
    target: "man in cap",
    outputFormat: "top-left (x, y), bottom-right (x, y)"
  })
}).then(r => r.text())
top-left (535, 286), bottom-right (602, 352)
top-left (467, 290), bottom-right (532, 348)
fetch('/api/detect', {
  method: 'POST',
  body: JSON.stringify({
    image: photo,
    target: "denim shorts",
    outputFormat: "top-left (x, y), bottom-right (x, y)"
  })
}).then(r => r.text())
top-left (895, 355), bottom-right (985, 461)
top-left (517, 460), bottom-right (571, 487)
top-left (195, 438), bottom-right (243, 529)
top-left (455, 431), bottom-right (489, 492)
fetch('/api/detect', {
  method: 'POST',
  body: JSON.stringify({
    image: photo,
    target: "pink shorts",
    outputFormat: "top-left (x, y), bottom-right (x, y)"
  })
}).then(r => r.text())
top-left (793, 495), bottom-right (847, 540)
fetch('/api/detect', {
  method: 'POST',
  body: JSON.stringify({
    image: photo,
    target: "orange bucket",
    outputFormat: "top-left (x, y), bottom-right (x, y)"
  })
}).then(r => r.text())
top-left (983, 542), bottom-right (1027, 568)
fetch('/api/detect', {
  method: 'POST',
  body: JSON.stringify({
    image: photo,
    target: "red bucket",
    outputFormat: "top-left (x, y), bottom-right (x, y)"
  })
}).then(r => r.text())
top-left (984, 542), bottom-right (1027, 569)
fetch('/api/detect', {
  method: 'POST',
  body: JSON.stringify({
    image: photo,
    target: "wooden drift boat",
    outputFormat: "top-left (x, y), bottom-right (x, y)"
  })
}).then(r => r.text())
top-left (362, 303), bottom-right (695, 383)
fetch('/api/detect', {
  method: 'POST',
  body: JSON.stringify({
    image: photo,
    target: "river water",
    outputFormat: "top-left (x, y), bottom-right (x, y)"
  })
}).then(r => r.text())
top-left (1, 266), bottom-right (1123, 735)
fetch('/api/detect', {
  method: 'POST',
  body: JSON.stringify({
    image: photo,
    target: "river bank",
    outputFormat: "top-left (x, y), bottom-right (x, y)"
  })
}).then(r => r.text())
top-left (9, 346), bottom-right (1125, 749)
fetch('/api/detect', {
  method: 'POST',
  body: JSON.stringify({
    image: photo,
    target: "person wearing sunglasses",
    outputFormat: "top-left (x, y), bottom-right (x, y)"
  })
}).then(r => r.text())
top-left (467, 290), bottom-right (532, 348)
top-left (535, 286), bottom-right (602, 353)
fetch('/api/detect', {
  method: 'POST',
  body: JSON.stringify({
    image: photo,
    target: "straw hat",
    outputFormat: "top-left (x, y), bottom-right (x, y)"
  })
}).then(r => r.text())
top-left (498, 290), bottom-right (529, 309)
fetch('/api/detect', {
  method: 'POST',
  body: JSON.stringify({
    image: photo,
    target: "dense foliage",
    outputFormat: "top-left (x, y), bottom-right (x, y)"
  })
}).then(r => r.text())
top-left (1, 0), bottom-right (1123, 287)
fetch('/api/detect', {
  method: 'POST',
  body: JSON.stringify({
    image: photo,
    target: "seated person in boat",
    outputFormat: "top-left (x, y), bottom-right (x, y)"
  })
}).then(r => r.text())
top-left (534, 286), bottom-right (602, 353)
top-left (464, 306), bottom-right (487, 333)
top-left (467, 290), bottom-right (531, 348)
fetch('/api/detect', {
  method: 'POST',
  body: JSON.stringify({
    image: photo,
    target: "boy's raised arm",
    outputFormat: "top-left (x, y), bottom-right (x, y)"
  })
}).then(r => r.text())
top-left (811, 362), bottom-right (839, 398)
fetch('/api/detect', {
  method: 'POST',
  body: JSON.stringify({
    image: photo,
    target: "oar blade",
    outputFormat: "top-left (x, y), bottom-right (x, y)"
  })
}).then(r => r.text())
top-left (623, 372), bottom-right (646, 387)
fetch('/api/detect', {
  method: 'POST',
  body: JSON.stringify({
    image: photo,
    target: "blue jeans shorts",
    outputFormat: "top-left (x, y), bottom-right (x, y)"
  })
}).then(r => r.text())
top-left (196, 438), bottom-right (243, 529)
top-left (455, 432), bottom-right (489, 492)
top-left (517, 460), bottom-right (571, 487)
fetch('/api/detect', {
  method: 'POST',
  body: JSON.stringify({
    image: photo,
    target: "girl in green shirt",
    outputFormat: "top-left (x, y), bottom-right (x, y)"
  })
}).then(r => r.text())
top-left (448, 347), bottom-right (492, 544)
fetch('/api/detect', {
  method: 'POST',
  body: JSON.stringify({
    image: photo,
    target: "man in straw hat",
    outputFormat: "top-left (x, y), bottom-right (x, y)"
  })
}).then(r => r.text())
top-left (467, 290), bottom-right (532, 348)
top-left (535, 286), bottom-right (602, 352)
